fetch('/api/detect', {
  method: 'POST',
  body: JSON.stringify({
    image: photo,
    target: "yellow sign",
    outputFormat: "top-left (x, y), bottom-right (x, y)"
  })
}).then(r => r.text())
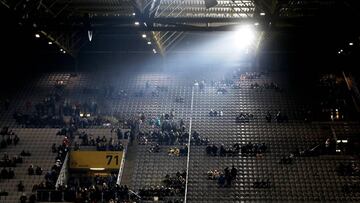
top-left (70, 151), bottom-right (123, 169)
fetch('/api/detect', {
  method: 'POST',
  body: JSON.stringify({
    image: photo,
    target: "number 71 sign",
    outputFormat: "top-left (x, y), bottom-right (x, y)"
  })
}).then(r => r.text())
top-left (70, 151), bottom-right (123, 169)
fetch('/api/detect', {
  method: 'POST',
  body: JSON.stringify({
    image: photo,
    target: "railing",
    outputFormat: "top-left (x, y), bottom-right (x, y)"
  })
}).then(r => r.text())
top-left (55, 152), bottom-right (69, 188)
top-left (116, 139), bottom-right (128, 185)
top-left (36, 190), bottom-right (134, 202)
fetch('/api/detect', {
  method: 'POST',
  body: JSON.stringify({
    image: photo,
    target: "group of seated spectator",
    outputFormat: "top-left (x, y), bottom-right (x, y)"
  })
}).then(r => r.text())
top-left (33, 138), bottom-right (69, 195)
top-left (239, 72), bottom-right (262, 80)
top-left (206, 144), bottom-right (239, 156)
top-left (209, 109), bottom-right (223, 117)
top-left (241, 142), bottom-right (267, 155)
top-left (28, 165), bottom-right (43, 175)
top-left (149, 144), bottom-right (160, 153)
top-left (175, 96), bottom-right (184, 103)
top-left (20, 192), bottom-right (36, 203)
top-left (210, 79), bottom-right (234, 88)
top-left (12, 90), bottom-right (106, 128)
top-left (1, 153), bottom-right (23, 167)
top-left (139, 171), bottom-right (186, 200)
top-left (207, 142), bottom-right (267, 156)
top-left (236, 112), bottom-right (254, 123)
top-left (250, 82), bottom-right (282, 91)
top-left (1, 167), bottom-right (15, 179)
top-left (168, 145), bottom-right (188, 156)
top-left (265, 111), bottom-right (289, 123)
top-left (253, 179), bottom-right (271, 188)
top-left (77, 132), bottom-right (124, 151)
top-left (337, 163), bottom-right (360, 176)
top-left (114, 129), bottom-right (130, 140)
top-left (38, 176), bottom-right (134, 202)
top-left (207, 166), bottom-right (238, 187)
top-left (0, 127), bottom-right (20, 148)
top-left (20, 150), bottom-right (31, 156)
top-left (217, 87), bottom-right (228, 94)
top-left (190, 131), bottom-right (209, 146)
top-left (206, 142), bottom-right (267, 156)
top-left (56, 125), bottom-right (77, 137)
top-left (140, 130), bottom-right (187, 146)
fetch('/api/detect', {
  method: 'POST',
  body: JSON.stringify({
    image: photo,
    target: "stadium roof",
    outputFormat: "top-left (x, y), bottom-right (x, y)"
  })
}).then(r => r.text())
top-left (1, 0), bottom-right (359, 57)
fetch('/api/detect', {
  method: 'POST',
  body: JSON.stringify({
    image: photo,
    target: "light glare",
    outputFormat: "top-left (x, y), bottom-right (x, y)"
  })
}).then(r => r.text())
top-left (233, 25), bottom-right (255, 50)
top-left (142, 34), bottom-right (147, 38)
top-left (35, 34), bottom-right (40, 38)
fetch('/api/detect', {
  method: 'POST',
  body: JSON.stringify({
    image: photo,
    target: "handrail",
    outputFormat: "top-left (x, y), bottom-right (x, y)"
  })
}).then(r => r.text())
top-left (55, 152), bottom-right (69, 188)
top-left (116, 139), bottom-right (128, 185)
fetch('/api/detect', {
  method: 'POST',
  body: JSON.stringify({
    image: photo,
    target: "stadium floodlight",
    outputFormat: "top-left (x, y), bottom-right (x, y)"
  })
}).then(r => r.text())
top-left (132, 13), bottom-right (136, 16)
top-left (260, 12), bottom-right (266, 16)
top-left (48, 41), bottom-right (53, 45)
top-left (147, 41), bottom-right (152, 45)
top-left (60, 48), bottom-right (63, 52)
top-left (134, 21), bottom-right (140, 25)
top-left (349, 42), bottom-right (354, 46)
top-left (35, 34), bottom-right (40, 38)
top-left (142, 34), bottom-right (147, 38)
top-left (234, 25), bottom-right (255, 49)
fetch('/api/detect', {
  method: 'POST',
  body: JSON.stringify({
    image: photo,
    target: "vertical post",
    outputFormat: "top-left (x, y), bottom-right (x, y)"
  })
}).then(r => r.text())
top-left (184, 86), bottom-right (194, 203)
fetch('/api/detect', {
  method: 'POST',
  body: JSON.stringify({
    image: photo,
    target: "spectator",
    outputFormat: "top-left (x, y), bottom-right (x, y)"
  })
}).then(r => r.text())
top-left (28, 165), bottom-right (34, 175)
top-left (29, 193), bottom-right (36, 203)
top-left (36, 166), bottom-right (43, 175)
top-left (231, 165), bottom-right (237, 180)
top-left (8, 168), bottom-right (14, 178)
top-left (18, 181), bottom-right (25, 192)
top-left (20, 193), bottom-right (27, 203)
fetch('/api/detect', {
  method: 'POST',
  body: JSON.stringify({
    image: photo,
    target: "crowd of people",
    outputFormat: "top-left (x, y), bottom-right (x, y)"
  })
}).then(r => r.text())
top-left (27, 165), bottom-right (43, 175)
top-left (209, 109), bottom-right (223, 117)
top-left (139, 171), bottom-right (186, 200)
top-left (11, 90), bottom-right (110, 128)
top-left (250, 82), bottom-right (282, 92)
top-left (37, 178), bottom-right (135, 202)
top-left (138, 114), bottom-right (191, 146)
top-left (267, 111), bottom-right (289, 123)
top-left (207, 166), bottom-right (238, 187)
top-left (0, 127), bottom-right (20, 148)
top-left (0, 153), bottom-right (23, 168)
top-left (239, 72), bottom-right (263, 80)
top-left (32, 136), bottom-right (69, 195)
top-left (76, 132), bottom-right (124, 151)
top-left (236, 112), bottom-right (254, 123)
top-left (206, 142), bottom-right (267, 157)
top-left (168, 145), bottom-right (188, 156)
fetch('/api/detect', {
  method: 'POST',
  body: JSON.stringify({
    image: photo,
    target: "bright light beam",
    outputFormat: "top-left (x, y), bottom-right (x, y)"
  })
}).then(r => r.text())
top-left (233, 25), bottom-right (256, 50)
